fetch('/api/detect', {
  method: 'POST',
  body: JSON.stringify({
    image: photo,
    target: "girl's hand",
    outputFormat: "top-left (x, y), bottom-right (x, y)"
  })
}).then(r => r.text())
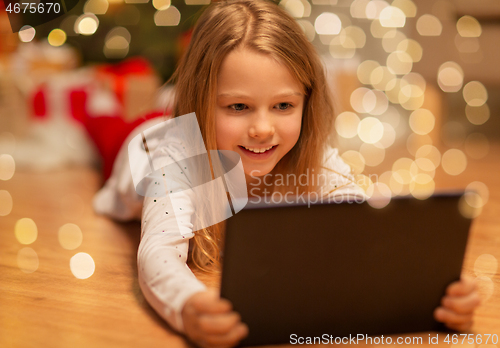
top-left (182, 288), bottom-right (249, 348)
top-left (434, 275), bottom-right (481, 331)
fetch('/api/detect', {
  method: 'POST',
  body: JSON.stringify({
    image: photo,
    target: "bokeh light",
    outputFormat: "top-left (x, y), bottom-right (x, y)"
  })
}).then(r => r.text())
top-left (153, 0), bottom-right (170, 10)
top-left (415, 144), bottom-right (441, 168)
top-left (392, 157), bottom-right (417, 185)
top-left (280, 0), bottom-right (307, 18)
top-left (0, 154), bottom-right (15, 180)
top-left (70, 253), bottom-right (96, 279)
top-left (414, 157), bottom-right (436, 176)
top-left (358, 117), bottom-right (384, 144)
top-left (329, 36), bottom-right (356, 59)
top-left (409, 109), bottom-right (435, 135)
top-left (365, 0), bottom-right (389, 20)
top-left (335, 112), bottom-right (360, 139)
top-left (104, 27), bottom-right (131, 59)
top-left (371, 19), bottom-right (394, 38)
top-left (358, 60), bottom-right (380, 85)
top-left (407, 134), bottom-right (433, 157)
top-left (315, 12), bottom-right (342, 35)
top-left (75, 14), bottom-right (99, 35)
top-left (466, 181), bottom-right (489, 207)
top-left (457, 15), bottom-right (482, 38)
top-left (416, 14), bottom-right (442, 36)
top-left (340, 26), bottom-right (366, 49)
top-left (391, 0), bottom-right (416, 17)
top-left (18, 25), bottom-right (36, 42)
top-left (465, 104), bottom-right (490, 125)
top-left (379, 6), bottom-right (406, 28)
top-left (0, 190), bottom-right (13, 216)
top-left (17, 248), bottom-right (39, 274)
top-left (459, 191), bottom-right (483, 219)
top-left (15, 218), bottom-right (38, 245)
top-left (58, 223), bottom-right (84, 250)
top-left (463, 81), bottom-right (488, 107)
top-left (382, 30), bottom-right (406, 53)
top-left (378, 122), bottom-right (396, 149)
top-left (370, 66), bottom-right (396, 91)
top-left (397, 39), bottom-right (422, 62)
top-left (386, 51), bottom-right (413, 75)
top-left (154, 6), bottom-right (181, 26)
top-left (409, 173), bottom-right (435, 200)
top-left (437, 61), bottom-right (464, 93)
top-left (48, 29), bottom-right (67, 47)
top-left (366, 182), bottom-right (392, 209)
top-left (83, 0), bottom-right (109, 14)
top-left (350, 0), bottom-right (370, 19)
top-left (441, 149), bottom-right (467, 176)
top-left (474, 254), bottom-right (497, 277)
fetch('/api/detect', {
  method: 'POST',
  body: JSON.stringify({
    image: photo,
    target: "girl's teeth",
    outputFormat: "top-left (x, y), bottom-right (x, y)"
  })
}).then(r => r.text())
top-left (244, 146), bottom-right (274, 153)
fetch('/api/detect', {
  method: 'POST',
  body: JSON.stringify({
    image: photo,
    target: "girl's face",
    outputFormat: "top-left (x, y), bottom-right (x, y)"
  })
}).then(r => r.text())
top-left (215, 47), bottom-right (305, 181)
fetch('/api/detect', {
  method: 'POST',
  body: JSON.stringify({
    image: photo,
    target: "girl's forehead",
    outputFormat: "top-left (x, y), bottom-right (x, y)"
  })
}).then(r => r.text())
top-left (217, 48), bottom-right (305, 95)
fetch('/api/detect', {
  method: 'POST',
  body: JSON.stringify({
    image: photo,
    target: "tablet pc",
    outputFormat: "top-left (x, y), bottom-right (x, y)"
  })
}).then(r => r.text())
top-left (220, 192), bottom-right (472, 346)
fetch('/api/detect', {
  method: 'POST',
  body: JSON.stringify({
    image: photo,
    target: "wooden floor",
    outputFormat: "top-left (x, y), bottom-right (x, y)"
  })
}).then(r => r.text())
top-left (1, 143), bottom-right (499, 348)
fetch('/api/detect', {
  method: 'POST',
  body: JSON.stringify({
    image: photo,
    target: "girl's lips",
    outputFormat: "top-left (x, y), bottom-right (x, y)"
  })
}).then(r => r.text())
top-left (238, 145), bottom-right (278, 160)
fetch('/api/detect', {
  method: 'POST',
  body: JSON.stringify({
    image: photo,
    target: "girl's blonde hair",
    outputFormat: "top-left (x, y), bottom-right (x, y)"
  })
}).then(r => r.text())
top-left (166, 0), bottom-right (336, 274)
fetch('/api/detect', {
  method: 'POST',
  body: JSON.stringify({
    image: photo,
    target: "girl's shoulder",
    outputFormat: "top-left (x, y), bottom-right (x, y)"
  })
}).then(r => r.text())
top-left (321, 146), bottom-right (352, 178)
top-left (319, 146), bottom-right (367, 199)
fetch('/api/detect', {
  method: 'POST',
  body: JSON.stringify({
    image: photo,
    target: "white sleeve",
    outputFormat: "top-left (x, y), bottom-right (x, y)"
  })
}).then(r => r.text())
top-left (92, 118), bottom-right (167, 221)
top-left (92, 117), bottom-right (207, 333)
top-left (138, 191), bottom-right (207, 333)
top-left (320, 147), bottom-right (367, 200)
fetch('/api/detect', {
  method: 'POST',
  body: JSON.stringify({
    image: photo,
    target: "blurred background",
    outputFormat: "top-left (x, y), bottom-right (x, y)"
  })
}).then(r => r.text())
top-left (1, 1), bottom-right (499, 337)
top-left (0, 0), bottom-right (499, 206)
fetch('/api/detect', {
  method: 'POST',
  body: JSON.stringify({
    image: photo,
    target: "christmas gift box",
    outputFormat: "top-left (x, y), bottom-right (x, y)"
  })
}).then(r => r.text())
top-left (95, 57), bottom-right (162, 121)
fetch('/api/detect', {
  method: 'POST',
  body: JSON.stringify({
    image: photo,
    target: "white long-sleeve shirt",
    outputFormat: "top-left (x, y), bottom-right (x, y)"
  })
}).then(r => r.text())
top-left (93, 118), bottom-right (365, 333)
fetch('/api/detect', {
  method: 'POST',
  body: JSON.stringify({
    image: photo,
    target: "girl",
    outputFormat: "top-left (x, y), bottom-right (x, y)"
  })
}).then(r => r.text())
top-left (94, 1), bottom-right (481, 347)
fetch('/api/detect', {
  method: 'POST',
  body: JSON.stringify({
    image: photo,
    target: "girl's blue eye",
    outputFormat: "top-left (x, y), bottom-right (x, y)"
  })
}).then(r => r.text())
top-left (276, 103), bottom-right (292, 110)
top-left (229, 104), bottom-right (247, 111)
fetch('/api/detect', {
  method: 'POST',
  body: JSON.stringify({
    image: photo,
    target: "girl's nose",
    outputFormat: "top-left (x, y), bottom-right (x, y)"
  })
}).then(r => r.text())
top-left (248, 112), bottom-right (275, 139)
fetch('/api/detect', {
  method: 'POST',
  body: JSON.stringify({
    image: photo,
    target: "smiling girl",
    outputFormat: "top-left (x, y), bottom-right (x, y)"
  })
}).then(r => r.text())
top-left (93, 1), bottom-right (480, 347)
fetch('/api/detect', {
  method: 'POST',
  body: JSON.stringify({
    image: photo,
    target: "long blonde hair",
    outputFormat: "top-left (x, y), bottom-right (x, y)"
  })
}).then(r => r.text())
top-left (166, 0), bottom-right (336, 274)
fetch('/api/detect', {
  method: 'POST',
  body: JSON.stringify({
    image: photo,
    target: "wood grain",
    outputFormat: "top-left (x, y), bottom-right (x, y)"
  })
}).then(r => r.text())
top-left (1, 143), bottom-right (499, 348)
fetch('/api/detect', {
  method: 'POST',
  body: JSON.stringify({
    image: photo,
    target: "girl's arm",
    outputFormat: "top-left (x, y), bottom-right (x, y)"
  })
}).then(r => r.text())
top-left (138, 191), bottom-right (207, 333)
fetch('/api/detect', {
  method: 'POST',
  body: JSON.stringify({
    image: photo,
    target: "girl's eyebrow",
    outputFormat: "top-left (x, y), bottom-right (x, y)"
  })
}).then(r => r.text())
top-left (217, 91), bottom-right (303, 98)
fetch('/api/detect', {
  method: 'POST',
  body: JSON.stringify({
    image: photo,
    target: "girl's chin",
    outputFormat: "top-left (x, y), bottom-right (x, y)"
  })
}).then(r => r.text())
top-left (244, 168), bottom-right (273, 179)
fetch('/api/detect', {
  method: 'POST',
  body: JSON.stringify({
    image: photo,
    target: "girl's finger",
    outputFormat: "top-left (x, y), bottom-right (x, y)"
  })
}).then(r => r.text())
top-left (198, 312), bottom-right (242, 335)
top-left (434, 307), bottom-right (474, 325)
top-left (200, 323), bottom-right (249, 348)
top-left (445, 320), bottom-right (474, 332)
top-left (446, 277), bottom-right (476, 297)
top-left (441, 291), bottom-right (481, 314)
top-left (191, 292), bottom-right (233, 314)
